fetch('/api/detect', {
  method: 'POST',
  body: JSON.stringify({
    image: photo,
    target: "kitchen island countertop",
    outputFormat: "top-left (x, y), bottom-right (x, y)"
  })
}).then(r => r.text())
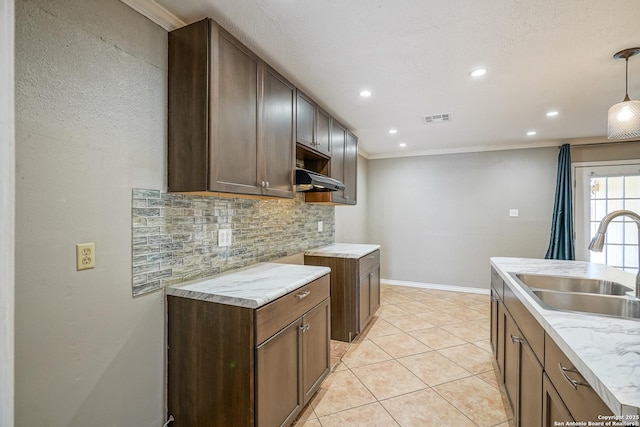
top-left (166, 262), bottom-right (330, 309)
top-left (491, 257), bottom-right (640, 417)
top-left (304, 243), bottom-right (380, 259)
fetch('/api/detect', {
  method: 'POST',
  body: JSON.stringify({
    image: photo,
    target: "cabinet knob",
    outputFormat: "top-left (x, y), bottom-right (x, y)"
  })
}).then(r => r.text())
top-left (260, 181), bottom-right (266, 187)
top-left (296, 290), bottom-right (311, 299)
top-left (266, 181), bottom-right (270, 188)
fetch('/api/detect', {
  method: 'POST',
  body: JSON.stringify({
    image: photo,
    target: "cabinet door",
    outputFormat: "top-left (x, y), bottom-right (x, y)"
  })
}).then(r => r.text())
top-left (302, 299), bottom-right (331, 404)
top-left (490, 289), bottom-right (499, 358)
top-left (519, 338), bottom-right (542, 427)
top-left (296, 91), bottom-right (315, 149)
top-left (359, 271), bottom-right (371, 332)
top-left (503, 310), bottom-right (518, 416)
top-left (330, 120), bottom-right (347, 203)
top-left (343, 131), bottom-right (358, 205)
top-left (504, 309), bottom-right (542, 427)
top-left (210, 28), bottom-right (261, 195)
top-left (256, 319), bottom-right (302, 427)
top-left (315, 107), bottom-right (331, 156)
top-left (369, 266), bottom-right (380, 317)
top-left (261, 66), bottom-right (294, 198)
top-left (168, 18), bottom-right (209, 192)
top-left (542, 374), bottom-right (573, 427)
top-left (496, 301), bottom-right (505, 381)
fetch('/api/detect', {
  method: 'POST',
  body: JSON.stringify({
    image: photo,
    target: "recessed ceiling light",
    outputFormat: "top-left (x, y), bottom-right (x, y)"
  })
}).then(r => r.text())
top-left (470, 68), bottom-right (486, 77)
top-left (359, 90), bottom-right (372, 97)
top-left (389, 129), bottom-right (398, 134)
top-left (546, 111), bottom-right (559, 117)
top-left (399, 143), bottom-right (407, 148)
top-left (527, 131), bottom-right (537, 136)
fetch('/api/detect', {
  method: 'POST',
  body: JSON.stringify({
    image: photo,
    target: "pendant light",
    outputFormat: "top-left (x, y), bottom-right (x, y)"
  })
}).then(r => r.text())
top-left (608, 47), bottom-right (640, 139)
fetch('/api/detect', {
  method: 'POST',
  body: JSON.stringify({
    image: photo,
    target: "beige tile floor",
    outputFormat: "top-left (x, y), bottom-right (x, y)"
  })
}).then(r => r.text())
top-left (294, 284), bottom-right (515, 427)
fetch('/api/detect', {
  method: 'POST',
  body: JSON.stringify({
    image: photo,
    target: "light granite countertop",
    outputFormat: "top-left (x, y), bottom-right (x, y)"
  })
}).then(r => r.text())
top-left (166, 262), bottom-right (331, 309)
top-left (491, 257), bottom-right (640, 417)
top-left (304, 243), bottom-right (380, 259)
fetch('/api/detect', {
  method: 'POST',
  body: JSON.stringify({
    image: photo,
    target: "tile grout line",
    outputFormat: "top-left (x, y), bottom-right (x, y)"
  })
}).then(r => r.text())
top-left (296, 287), bottom-right (503, 426)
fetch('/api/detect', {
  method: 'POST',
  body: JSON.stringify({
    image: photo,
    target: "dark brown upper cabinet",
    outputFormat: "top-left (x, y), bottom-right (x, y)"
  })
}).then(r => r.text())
top-left (305, 122), bottom-right (358, 205)
top-left (168, 18), bottom-right (294, 198)
top-left (343, 130), bottom-right (358, 204)
top-left (330, 120), bottom-right (347, 203)
top-left (296, 91), bottom-right (331, 157)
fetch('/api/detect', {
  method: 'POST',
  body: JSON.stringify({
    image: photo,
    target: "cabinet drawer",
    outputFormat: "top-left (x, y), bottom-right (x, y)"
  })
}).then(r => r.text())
top-left (359, 250), bottom-right (380, 273)
top-left (544, 334), bottom-right (612, 422)
top-left (256, 274), bottom-right (330, 344)
top-left (504, 282), bottom-right (544, 363)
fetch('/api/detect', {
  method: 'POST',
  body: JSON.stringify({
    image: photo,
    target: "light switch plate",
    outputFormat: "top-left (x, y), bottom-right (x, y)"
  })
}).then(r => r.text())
top-left (218, 229), bottom-right (232, 247)
top-left (509, 209), bottom-right (519, 217)
top-left (318, 221), bottom-right (323, 232)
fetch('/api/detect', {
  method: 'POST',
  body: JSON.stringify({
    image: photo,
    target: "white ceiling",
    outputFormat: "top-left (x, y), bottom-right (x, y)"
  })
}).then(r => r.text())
top-left (132, 0), bottom-right (640, 159)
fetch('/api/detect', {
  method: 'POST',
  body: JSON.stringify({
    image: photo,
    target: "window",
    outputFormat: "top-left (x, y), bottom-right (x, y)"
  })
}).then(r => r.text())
top-left (574, 161), bottom-right (640, 273)
top-left (588, 174), bottom-right (640, 272)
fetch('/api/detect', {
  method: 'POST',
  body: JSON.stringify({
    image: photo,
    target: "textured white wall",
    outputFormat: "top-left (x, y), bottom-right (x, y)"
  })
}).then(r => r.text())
top-left (15, 0), bottom-right (167, 425)
top-left (367, 148), bottom-right (558, 289)
top-left (335, 155), bottom-right (369, 243)
top-left (1, 1), bottom-right (15, 426)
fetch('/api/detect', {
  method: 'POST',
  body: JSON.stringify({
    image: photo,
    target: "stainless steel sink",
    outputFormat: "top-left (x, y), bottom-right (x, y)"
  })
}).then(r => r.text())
top-left (532, 289), bottom-right (640, 320)
top-left (515, 273), bottom-right (631, 296)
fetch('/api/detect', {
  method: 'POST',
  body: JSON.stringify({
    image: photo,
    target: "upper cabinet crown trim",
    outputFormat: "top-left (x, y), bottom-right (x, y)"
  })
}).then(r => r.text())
top-left (120, 0), bottom-right (186, 31)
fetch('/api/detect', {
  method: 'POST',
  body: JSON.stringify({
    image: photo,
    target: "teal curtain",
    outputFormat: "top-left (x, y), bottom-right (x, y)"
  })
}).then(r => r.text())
top-left (545, 144), bottom-right (575, 260)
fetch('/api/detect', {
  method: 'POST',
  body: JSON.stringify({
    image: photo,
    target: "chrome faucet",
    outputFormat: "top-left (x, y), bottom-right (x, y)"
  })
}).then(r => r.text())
top-left (589, 209), bottom-right (640, 298)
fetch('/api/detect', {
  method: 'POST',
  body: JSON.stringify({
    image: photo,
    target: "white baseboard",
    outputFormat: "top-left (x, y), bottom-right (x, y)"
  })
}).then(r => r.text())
top-left (381, 278), bottom-right (490, 295)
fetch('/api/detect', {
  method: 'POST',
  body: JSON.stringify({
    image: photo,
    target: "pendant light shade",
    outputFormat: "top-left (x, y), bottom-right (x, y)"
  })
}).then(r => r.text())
top-left (608, 47), bottom-right (640, 140)
top-left (608, 99), bottom-right (640, 139)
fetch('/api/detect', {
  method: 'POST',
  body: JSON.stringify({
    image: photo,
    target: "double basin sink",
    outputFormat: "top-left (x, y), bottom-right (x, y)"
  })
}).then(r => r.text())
top-left (512, 273), bottom-right (640, 320)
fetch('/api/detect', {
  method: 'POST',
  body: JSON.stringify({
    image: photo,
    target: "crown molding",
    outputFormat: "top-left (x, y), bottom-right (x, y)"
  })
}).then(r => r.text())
top-left (357, 146), bottom-right (370, 160)
top-left (366, 139), bottom-right (565, 160)
top-left (120, 0), bottom-right (185, 31)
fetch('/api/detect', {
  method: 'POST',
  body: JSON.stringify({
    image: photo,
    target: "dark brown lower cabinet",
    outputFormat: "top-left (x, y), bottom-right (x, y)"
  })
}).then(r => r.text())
top-left (503, 309), bottom-right (542, 427)
top-left (490, 289), bottom-right (498, 356)
top-left (359, 264), bottom-right (380, 332)
top-left (542, 373), bottom-right (573, 427)
top-left (490, 267), bottom-right (614, 427)
top-left (305, 250), bottom-right (380, 342)
top-left (168, 274), bottom-right (330, 427)
top-left (257, 299), bottom-right (330, 427)
top-left (544, 333), bottom-right (613, 424)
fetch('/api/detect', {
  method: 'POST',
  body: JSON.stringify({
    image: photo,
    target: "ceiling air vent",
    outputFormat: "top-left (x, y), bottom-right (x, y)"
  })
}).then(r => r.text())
top-left (423, 113), bottom-right (451, 124)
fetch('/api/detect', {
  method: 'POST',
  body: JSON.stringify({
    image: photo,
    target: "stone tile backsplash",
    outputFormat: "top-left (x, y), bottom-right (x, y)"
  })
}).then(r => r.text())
top-left (131, 189), bottom-right (335, 296)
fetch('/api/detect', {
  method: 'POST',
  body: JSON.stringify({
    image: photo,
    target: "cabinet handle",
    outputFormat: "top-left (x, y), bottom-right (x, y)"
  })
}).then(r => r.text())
top-left (510, 334), bottom-right (524, 344)
top-left (296, 290), bottom-right (311, 299)
top-left (266, 181), bottom-right (270, 188)
top-left (558, 363), bottom-right (589, 390)
top-left (299, 323), bottom-right (310, 332)
top-left (260, 181), bottom-right (265, 187)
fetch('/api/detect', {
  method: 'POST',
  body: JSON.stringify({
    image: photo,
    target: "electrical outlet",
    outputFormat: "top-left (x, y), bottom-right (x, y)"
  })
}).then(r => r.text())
top-left (218, 229), bottom-right (232, 247)
top-left (318, 221), bottom-right (323, 232)
top-left (76, 243), bottom-right (95, 270)
top-left (509, 209), bottom-right (519, 217)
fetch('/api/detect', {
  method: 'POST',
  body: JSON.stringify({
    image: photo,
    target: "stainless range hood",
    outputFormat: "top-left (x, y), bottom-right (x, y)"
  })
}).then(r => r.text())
top-left (295, 168), bottom-right (345, 192)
